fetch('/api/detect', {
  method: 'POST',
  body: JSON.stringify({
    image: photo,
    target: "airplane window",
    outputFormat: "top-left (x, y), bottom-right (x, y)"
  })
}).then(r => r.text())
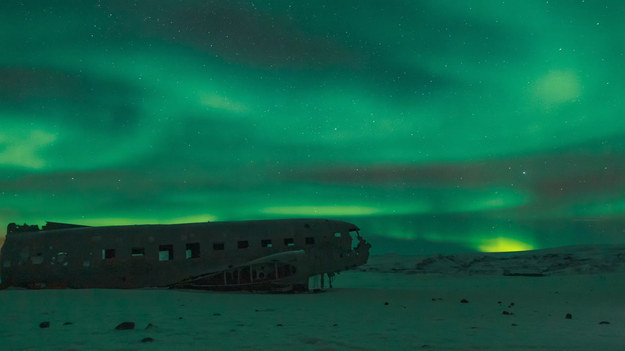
top-left (186, 242), bottom-right (200, 258)
top-left (57, 252), bottom-right (68, 264)
top-left (238, 240), bottom-right (249, 249)
top-left (261, 239), bottom-right (272, 248)
top-left (305, 237), bottom-right (315, 245)
top-left (284, 238), bottom-right (295, 246)
top-left (159, 245), bottom-right (174, 261)
top-left (102, 248), bottom-right (115, 259)
top-left (213, 242), bottom-right (225, 250)
top-left (31, 254), bottom-right (44, 264)
top-left (131, 248), bottom-right (145, 257)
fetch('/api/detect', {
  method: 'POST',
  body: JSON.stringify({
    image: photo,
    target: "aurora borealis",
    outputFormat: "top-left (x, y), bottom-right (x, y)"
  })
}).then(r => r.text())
top-left (2, 1), bottom-right (625, 253)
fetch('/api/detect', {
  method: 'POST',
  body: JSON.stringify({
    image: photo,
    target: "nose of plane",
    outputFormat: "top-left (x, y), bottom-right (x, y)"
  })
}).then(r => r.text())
top-left (343, 235), bottom-right (371, 269)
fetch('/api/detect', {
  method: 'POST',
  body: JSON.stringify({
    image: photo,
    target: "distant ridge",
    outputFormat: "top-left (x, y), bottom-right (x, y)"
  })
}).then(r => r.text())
top-left (360, 245), bottom-right (625, 276)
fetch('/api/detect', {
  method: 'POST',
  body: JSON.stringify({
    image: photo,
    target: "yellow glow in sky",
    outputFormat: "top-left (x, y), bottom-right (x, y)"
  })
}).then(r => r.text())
top-left (477, 237), bottom-right (535, 252)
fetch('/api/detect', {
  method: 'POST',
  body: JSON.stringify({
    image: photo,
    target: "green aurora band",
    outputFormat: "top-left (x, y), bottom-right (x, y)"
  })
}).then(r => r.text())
top-left (2, 1), bottom-right (625, 253)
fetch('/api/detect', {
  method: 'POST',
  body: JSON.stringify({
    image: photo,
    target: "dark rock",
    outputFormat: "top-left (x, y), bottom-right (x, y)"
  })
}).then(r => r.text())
top-left (599, 321), bottom-right (611, 325)
top-left (141, 337), bottom-right (154, 343)
top-left (511, 323), bottom-right (518, 326)
top-left (503, 272), bottom-right (545, 277)
top-left (213, 313), bottom-right (221, 316)
top-left (255, 308), bottom-right (275, 312)
top-left (115, 322), bottom-right (135, 330)
top-left (302, 337), bottom-right (320, 345)
top-left (276, 323), bottom-right (283, 327)
top-left (63, 322), bottom-right (73, 326)
top-left (508, 302), bottom-right (515, 308)
top-left (145, 323), bottom-right (156, 330)
top-left (178, 317), bottom-right (183, 320)
top-left (565, 313), bottom-right (572, 319)
top-left (384, 302), bottom-right (389, 306)
top-left (39, 321), bottom-right (50, 328)
top-left (460, 299), bottom-right (469, 303)
top-left (332, 323), bottom-right (338, 327)
top-left (502, 311), bottom-right (515, 315)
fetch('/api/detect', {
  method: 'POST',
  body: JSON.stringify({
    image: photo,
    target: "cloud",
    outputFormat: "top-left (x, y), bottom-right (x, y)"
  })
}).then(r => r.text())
top-left (534, 70), bottom-right (581, 106)
top-left (0, 130), bottom-right (57, 169)
top-left (2, 1), bottom-right (625, 251)
top-left (200, 93), bottom-right (249, 113)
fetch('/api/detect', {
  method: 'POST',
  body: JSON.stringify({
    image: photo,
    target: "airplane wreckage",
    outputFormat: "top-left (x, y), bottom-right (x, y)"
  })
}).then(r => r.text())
top-left (0, 219), bottom-right (371, 292)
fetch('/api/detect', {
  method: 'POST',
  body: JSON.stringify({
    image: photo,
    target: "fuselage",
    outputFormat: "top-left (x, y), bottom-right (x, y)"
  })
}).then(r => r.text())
top-left (0, 218), bottom-right (371, 290)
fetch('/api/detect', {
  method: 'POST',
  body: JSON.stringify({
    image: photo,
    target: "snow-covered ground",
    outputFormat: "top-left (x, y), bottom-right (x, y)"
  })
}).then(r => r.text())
top-left (1, 245), bottom-right (624, 350)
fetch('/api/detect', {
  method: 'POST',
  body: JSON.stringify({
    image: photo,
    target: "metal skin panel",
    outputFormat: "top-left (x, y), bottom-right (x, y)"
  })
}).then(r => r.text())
top-left (0, 218), bottom-right (371, 292)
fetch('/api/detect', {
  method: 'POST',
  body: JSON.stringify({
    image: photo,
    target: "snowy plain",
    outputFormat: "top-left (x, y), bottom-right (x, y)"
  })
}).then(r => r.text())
top-left (1, 245), bottom-right (624, 350)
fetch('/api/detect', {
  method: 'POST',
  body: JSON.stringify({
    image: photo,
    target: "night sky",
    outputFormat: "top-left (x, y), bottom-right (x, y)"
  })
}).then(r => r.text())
top-left (2, 1), bottom-right (625, 253)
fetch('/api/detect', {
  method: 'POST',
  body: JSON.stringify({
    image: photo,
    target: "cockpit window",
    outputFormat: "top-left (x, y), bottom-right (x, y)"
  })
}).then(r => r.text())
top-left (349, 230), bottom-right (360, 249)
